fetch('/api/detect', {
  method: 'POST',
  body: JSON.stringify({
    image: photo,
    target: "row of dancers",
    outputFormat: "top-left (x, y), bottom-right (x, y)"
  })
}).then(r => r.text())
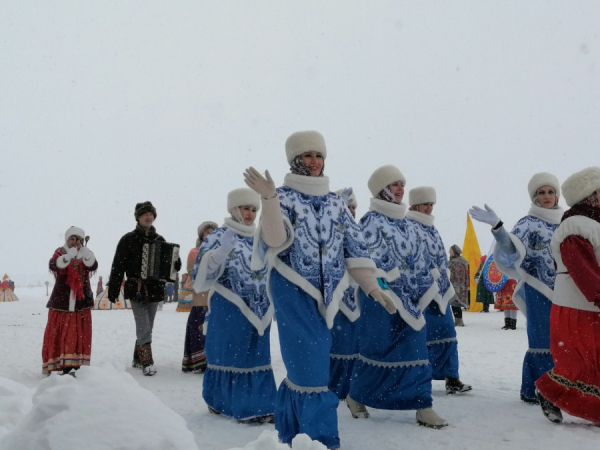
top-left (42, 130), bottom-right (600, 450)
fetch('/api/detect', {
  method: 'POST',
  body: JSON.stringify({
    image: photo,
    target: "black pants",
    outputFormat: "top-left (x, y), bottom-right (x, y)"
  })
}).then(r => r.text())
top-left (451, 305), bottom-right (463, 318)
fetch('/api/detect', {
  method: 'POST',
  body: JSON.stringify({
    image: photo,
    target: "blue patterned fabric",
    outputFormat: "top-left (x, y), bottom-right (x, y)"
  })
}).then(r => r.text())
top-left (407, 218), bottom-right (452, 300)
top-left (193, 227), bottom-right (270, 323)
top-left (276, 187), bottom-right (371, 309)
top-left (507, 215), bottom-right (559, 290)
top-left (359, 211), bottom-right (434, 320)
top-left (340, 285), bottom-right (359, 313)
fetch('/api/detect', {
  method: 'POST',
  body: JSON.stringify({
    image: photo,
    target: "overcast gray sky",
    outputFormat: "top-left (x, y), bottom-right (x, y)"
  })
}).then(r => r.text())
top-left (1, 1), bottom-right (599, 285)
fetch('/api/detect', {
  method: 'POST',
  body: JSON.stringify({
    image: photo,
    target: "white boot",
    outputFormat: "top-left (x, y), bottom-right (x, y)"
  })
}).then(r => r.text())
top-left (416, 408), bottom-right (448, 429)
top-left (346, 396), bottom-right (370, 419)
top-left (143, 364), bottom-right (157, 376)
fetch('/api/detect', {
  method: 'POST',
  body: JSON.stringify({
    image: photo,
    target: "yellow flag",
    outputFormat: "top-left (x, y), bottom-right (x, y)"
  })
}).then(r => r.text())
top-left (462, 213), bottom-right (483, 312)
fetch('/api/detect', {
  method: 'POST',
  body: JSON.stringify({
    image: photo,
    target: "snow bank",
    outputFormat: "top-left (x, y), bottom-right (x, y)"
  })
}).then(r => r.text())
top-left (0, 376), bottom-right (33, 440)
top-left (229, 430), bottom-right (327, 450)
top-left (0, 364), bottom-right (197, 450)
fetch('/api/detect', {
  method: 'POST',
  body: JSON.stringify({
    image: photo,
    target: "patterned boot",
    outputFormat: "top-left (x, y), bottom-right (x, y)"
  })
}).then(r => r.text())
top-left (509, 318), bottom-right (517, 330)
top-left (132, 343), bottom-right (143, 369)
top-left (138, 343), bottom-right (157, 376)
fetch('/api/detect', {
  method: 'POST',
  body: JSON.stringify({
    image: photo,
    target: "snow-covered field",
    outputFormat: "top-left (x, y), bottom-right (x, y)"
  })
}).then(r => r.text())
top-left (1, 287), bottom-right (598, 449)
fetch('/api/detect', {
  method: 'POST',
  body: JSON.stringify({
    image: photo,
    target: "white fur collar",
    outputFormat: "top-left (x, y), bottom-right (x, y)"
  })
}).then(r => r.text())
top-left (406, 210), bottom-right (435, 226)
top-left (369, 198), bottom-right (407, 220)
top-left (223, 217), bottom-right (256, 237)
top-left (283, 173), bottom-right (330, 196)
top-left (528, 203), bottom-right (564, 225)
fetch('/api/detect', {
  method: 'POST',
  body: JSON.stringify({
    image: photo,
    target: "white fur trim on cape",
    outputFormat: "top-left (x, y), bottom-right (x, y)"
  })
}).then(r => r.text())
top-left (194, 239), bottom-right (273, 336)
top-left (493, 233), bottom-right (554, 318)
top-left (405, 210), bottom-right (435, 227)
top-left (439, 272), bottom-right (455, 312)
top-left (369, 198), bottom-right (407, 220)
top-left (223, 217), bottom-right (256, 237)
top-left (283, 173), bottom-right (330, 196)
top-left (551, 215), bottom-right (600, 312)
top-left (528, 203), bottom-right (563, 225)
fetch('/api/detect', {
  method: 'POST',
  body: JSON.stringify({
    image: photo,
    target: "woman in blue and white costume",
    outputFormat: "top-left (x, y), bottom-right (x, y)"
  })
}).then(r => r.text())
top-left (348, 166), bottom-right (448, 429)
top-left (244, 131), bottom-right (395, 450)
top-left (406, 186), bottom-right (472, 395)
top-left (470, 172), bottom-right (563, 404)
top-left (329, 188), bottom-right (371, 419)
top-left (192, 188), bottom-right (276, 423)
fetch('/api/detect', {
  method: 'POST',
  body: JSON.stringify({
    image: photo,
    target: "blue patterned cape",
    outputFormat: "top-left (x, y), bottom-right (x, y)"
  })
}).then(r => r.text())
top-left (406, 212), bottom-right (455, 311)
top-left (193, 227), bottom-right (272, 335)
top-left (494, 205), bottom-right (562, 317)
top-left (360, 209), bottom-right (437, 330)
top-left (256, 187), bottom-right (374, 328)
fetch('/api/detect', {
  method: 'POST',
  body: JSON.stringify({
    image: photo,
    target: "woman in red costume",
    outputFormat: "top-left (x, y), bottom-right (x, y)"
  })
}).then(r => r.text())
top-left (536, 166), bottom-right (600, 425)
top-left (42, 226), bottom-right (98, 376)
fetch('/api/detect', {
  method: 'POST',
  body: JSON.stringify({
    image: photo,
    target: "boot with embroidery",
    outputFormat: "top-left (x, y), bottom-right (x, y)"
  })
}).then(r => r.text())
top-left (138, 343), bottom-right (157, 376)
top-left (132, 343), bottom-right (143, 369)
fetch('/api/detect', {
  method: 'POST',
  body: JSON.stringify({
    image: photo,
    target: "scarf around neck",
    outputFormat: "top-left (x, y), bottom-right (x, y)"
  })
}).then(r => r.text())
top-left (528, 203), bottom-right (563, 225)
top-left (283, 173), bottom-right (330, 196)
top-left (406, 210), bottom-right (435, 227)
top-left (562, 201), bottom-right (600, 224)
top-left (369, 197), bottom-right (407, 220)
top-left (223, 216), bottom-right (256, 237)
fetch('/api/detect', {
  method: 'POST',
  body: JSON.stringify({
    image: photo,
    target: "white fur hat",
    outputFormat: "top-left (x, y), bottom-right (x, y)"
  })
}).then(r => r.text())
top-left (65, 226), bottom-right (85, 243)
top-left (368, 165), bottom-right (406, 197)
top-left (335, 188), bottom-right (357, 208)
top-left (527, 172), bottom-right (561, 200)
top-left (409, 186), bottom-right (436, 206)
top-left (285, 131), bottom-right (327, 164)
top-left (562, 166), bottom-right (600, 207)
top-left (227, 188), bottom-right (260, 213)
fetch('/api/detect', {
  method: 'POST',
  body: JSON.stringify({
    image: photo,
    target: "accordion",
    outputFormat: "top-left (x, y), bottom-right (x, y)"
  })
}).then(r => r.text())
top-left (141, 242), bottom-right (180, 282)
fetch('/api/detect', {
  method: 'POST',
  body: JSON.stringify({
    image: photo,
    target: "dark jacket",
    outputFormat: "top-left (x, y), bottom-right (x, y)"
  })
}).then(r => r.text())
top-left (47, 247), bottom-right (98, 312)
top-left (108, 225), bottom-right (181, 303)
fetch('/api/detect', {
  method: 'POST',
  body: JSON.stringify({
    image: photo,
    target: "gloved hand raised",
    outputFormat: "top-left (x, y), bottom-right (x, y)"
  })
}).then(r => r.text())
top-left (80, 247), bottom-right (93, 260)
top-left (211, 228), bottom-right (237, 265)
top-left (370, 289), bottom-right (396, 314)
top-left (339, 187), bottom-right (353, 204)
top-left (469, 204), bottom-right (501, 228)
top-left (65, 247), bottom-right (78, 261)
top-left (244, 167), bottom-right (277, 199)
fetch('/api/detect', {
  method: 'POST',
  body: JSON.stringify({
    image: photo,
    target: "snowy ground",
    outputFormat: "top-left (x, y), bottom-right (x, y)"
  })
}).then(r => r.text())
top-left (1, 287), bottom-right (598, 449)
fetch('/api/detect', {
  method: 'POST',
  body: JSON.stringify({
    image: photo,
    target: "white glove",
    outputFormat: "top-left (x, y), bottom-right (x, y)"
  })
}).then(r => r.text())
top-left (469, 204), bottom-right (501, 227)
top-left (210, 229), bottom-right (237, 266)
top-left (80, 247), bottom-right (93, 260)
top-left (244, 167), bottom-right (277, 199)
top-left (65, 247), bottom-right (78, 261)
top-left (370, 289), bottom-right (396, 314)
top-left (339, 187), bottom-right (353, 203)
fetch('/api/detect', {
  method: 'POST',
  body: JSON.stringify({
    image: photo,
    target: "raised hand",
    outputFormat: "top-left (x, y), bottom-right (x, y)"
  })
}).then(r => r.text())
top-left (469, 204), bottom-right (501, 227)
top-left (244, 167), bottom-right (276, 199)
top-left (339, 187), bottom-right (353, 203)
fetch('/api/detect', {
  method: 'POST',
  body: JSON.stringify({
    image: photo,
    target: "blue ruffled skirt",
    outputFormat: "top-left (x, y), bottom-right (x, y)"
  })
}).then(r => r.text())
top-left (350, 290), bottom-right (433, 410)
top-left (202, 292), bottom-right (276, 420)
top-left (521, 285), bottom-right (554, 400)
top-left (424, 302), bottom-right (459, 380)
top-left (329, 312), bottom-right (360, 399)
top-left (270, 270), bottom-right (340, 450)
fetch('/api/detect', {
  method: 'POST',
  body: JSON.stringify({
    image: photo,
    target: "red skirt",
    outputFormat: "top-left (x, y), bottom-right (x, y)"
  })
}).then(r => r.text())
top-left (535, 305), bottom-right (600, 424)
top-left (42, 308), bottom-right (92, 374)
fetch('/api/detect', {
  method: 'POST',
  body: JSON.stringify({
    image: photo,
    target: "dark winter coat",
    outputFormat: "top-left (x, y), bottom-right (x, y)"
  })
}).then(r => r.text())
top-left (108, 225), bottom-right (181, 303)
top-left (47, 247), bottom-right (98, 312)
